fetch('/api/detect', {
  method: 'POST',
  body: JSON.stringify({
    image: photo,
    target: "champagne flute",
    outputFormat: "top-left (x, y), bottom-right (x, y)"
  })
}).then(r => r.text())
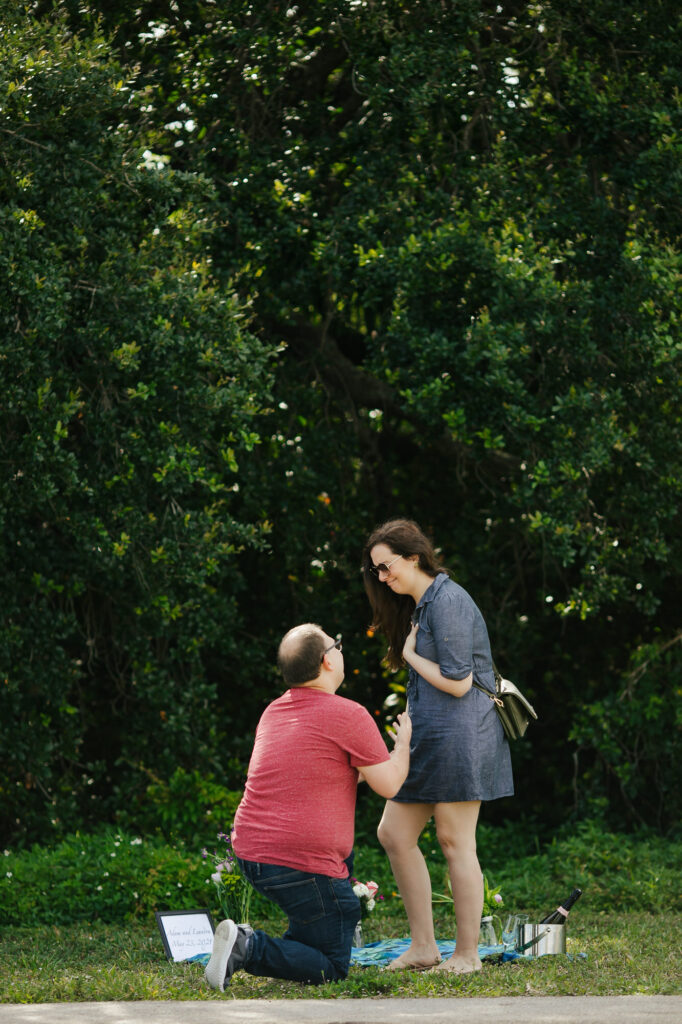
top-left (502, 913), bottom-right (528, 950)
top-left (501, 915), bottom-right (516, 949)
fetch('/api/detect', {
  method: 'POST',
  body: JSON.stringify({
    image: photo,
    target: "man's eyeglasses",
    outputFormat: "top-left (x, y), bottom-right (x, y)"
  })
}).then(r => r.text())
top-left (369, 554), bottom-right (402, 577)
top-left (321, 637), bottom-right (342, 662)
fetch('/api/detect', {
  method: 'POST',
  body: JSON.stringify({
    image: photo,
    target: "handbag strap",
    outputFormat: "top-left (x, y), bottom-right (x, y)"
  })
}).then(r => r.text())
top-left (471, 678), bottom-right (504, 708)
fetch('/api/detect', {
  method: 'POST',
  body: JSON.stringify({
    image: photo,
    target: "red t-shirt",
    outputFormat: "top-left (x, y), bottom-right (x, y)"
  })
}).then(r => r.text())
top-left (232, 687), bottom-right (390, 878)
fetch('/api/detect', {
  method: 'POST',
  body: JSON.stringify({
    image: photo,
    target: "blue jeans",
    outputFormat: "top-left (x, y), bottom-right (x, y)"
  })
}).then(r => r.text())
top-left (236, 853), bottom-right (361, 984)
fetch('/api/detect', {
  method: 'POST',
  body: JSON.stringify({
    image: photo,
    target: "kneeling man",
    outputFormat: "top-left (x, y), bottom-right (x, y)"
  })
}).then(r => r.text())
top-left (205, 622), bottom-right (411, 989)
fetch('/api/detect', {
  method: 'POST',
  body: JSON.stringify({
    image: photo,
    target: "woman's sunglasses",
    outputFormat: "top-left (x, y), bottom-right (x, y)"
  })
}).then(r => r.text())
top-left (369, 554), bottom-right (402, 577)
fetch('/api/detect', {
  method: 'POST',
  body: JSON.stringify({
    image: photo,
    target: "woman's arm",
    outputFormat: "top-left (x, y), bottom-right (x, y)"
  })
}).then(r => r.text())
top-left (402, 622), bottom-right (473, 697)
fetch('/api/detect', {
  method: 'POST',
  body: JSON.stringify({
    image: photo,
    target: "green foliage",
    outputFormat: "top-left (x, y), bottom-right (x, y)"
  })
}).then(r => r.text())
top-left (2, 912), bottom-right (682, 1001)
top-left (431, 873), bottom-right (504, 938)
top-left (116, 767), bottom-right (243, 847)
top-left (1, 822), bottom-right (679, 933)
top-left (207, 830), bottom-right (253, 924)
top-left (1, 0), bottom-right (680, 840)
top-left (0, 11), bottom-right (277, 844)
top-left (494, 820), bottom-right (682, 916)
top-left (356, 818), bottom-right (682, 921)
top-left (92, 0), bottom-right (681, 832)
top-left (0, 829), bottom-right (213, 925)
top-left (481, 875), bottom-right (504, 920)
top-left (570, 634), bottom-right (682, 831)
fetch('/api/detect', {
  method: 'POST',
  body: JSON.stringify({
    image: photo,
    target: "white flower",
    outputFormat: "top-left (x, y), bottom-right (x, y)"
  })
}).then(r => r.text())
top-left (352, 879), bottom-right (381, 915)
top-left (210, 871), bottom-right (223, 884)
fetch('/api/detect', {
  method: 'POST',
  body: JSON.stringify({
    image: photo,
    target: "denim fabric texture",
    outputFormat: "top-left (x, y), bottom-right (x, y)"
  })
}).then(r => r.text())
top-left (395, 573), bottom-right (514, 803)
top-left (236, 853), bottom-right (361, 984)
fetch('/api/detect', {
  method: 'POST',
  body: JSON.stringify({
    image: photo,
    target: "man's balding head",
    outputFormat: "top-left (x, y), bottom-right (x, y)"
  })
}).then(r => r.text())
top-left (277, 623), bottom-right (327, 686)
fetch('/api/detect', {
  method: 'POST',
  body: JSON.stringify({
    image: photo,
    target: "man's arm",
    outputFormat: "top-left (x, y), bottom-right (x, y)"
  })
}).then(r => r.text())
top-left (356, 710), bottom-right (412, 799)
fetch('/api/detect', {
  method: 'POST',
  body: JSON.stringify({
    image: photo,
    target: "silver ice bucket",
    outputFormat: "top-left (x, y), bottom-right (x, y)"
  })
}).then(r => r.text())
top-left (518, 923), bottom-right (566, 956)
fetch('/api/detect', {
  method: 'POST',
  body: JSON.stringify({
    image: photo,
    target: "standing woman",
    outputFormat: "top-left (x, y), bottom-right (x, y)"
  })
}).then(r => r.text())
top-left (362, 518), bottom-right (513, 974)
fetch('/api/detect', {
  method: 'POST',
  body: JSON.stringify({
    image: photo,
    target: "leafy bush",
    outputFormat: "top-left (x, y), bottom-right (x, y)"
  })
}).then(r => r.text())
top-left (116, 767), bottom-right (243, 848)
top-left (0, 830), bottom-right (210, 925)
top-left (2, 1), bottom-right (681, 849)
top-left (0, 12), bottom-right (277, 846)
top-left (2, 822), bottom-right (677, 927)
top-left (356, 818), bottom-right (682, 921)
top-left (494, 820), bottom-right (682, 916)
top-left (570, 636), bottom-right (682, 832)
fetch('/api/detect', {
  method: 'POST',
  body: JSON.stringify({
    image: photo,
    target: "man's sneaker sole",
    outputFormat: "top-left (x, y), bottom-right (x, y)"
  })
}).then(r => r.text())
top-left (204, 919), bottom-right (238, 992)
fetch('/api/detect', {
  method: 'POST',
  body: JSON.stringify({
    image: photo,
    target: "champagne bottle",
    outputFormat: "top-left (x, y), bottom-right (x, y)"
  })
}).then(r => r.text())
top-left (539, 887), bottom-right (582, 925)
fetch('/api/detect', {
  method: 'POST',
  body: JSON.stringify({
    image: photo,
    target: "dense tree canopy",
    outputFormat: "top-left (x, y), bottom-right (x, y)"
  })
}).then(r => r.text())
top-left (0, 9), bottom-right (278, 838)
top-left (2, 1), bottom-right (681, 842)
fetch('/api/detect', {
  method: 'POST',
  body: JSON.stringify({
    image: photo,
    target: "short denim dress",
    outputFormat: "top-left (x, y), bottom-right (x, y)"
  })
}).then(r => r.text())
top-left (393, 574), bottom-right (514, 804)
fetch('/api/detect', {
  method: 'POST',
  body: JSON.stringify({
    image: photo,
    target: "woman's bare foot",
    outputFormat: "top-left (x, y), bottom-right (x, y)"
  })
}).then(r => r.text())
top-left (385, 945), bottom-right (442, 971)
top-left (431, 953), bottom-right (482, 974)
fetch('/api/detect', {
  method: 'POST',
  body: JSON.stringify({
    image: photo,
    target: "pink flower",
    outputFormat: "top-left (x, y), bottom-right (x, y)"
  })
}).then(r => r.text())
top-left (494, 893), bottom-right (503, 904)
top-left (366, 881), bottom-right (379, 898)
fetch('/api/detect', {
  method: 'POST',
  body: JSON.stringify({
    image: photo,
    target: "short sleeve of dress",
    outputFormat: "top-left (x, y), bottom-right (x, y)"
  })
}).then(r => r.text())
top-left (428, 588), bottom-right (475, 680)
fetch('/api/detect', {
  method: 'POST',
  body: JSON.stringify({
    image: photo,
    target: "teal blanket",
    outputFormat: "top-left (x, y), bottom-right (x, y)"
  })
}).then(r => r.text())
top-left (187, 940), bottom-right (518, 968)
top-left (350, 939), bottom-right (519, 966)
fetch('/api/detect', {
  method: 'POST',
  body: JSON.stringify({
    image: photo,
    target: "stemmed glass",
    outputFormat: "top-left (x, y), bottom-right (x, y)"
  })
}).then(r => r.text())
top-left (501, 913), bottom-right (528, 951)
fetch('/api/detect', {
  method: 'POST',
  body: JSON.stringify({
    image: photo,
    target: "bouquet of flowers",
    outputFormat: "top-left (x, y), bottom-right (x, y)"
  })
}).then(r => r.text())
top-left (433, 873), bottom-right (502, 911)
top-left (482, 874), bottom-right (504, 919)
top-left (350, 878), bottom-right (383, 948)
top-left (481, 874), bottom-right (504, 941)
top-left (351, 878), bottom-right (382, 919)
top-left (204, 830), bottom-right (252, 924)
top-left (433, 873), bottom-right (504, 938)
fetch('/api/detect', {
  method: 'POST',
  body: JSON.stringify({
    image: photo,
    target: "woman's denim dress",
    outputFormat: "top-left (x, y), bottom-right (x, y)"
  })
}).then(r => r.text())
top-left (393, 573), bottom-right (514, 803)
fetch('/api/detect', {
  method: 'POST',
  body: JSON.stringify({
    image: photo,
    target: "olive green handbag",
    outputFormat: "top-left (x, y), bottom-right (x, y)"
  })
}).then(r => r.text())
top-left (472, 664), bottom-right (538, 741)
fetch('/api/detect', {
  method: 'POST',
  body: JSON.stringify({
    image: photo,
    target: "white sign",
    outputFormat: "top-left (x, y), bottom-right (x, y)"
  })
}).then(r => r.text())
top-left (155, 909), bottom-right (215, 962)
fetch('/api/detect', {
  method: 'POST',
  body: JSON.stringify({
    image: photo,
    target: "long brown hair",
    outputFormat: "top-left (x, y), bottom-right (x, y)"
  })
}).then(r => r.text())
top-left (362, 518), bottom-right (449, 670)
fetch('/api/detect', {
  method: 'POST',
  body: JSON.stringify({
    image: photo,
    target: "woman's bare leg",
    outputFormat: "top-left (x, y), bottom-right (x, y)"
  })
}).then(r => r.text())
top-left (431, 801), bottom-right (483, 974)
top-left (377, 800), bottom-right (441, 969)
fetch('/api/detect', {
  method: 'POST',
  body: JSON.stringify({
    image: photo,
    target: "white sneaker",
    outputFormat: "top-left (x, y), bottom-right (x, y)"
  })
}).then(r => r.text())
top-left (204, 920), bottom-right (253, 991)
top-left (204, 919), bottom-right (238, 992)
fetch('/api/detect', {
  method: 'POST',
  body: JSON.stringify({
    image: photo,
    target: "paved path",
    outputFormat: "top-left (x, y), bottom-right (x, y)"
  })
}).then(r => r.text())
top-left (0, 997), bottom-right (679, 1024)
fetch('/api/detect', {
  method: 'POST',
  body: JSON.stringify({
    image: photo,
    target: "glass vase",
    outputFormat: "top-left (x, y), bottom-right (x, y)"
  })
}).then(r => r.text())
top-left (478, 915), bottom-right (497, 947)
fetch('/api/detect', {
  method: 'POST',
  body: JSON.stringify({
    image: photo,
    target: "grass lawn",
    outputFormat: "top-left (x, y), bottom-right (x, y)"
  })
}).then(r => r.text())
top-left (2, 906), bottom-right (680, 1002)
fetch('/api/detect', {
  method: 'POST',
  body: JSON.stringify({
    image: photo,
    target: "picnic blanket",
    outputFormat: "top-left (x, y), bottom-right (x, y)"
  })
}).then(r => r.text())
top-left (188, 939), bottom-right (585, 969)
top-left (186, 940), bottom-right (517, 970)
top-left (350, 939), bottom-right (520, 966)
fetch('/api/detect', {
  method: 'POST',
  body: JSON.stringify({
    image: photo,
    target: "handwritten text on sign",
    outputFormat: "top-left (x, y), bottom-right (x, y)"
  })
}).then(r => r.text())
top-left (161, 913), bottom-right (215, 962)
